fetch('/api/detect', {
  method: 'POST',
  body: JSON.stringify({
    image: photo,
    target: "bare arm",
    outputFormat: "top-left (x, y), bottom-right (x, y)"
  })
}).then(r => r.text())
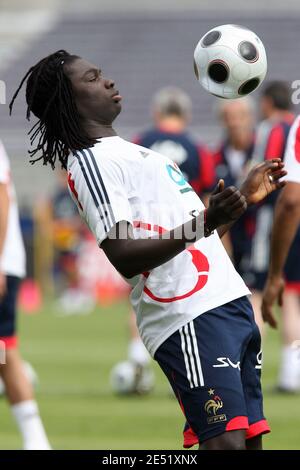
top-left (102, 185), bottom-right (246, 278)
top-left (268, 183), bottom-right (300, 277)
top-left (262, 182), bottom-right (300, 328)
top-left (102, 160), bottom-right (286, 278)
top-left (0, 182), bottom-right (9, 297)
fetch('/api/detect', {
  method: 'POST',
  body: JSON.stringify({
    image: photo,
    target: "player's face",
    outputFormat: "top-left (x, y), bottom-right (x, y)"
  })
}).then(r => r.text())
top-left (64, 57), bottom-right (122, 125)
top-left (221, 101), bottom-right (253, 136)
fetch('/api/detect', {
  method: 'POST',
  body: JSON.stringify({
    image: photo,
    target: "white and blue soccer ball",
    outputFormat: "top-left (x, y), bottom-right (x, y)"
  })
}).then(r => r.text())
top-left (194, 24), bottom-right (267, 99)
top-left (110, 361), bottom-right (154, 395)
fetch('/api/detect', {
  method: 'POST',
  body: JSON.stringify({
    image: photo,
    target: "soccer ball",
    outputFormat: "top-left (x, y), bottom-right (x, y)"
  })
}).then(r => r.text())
top-left (0, 361), bottom-right (38, 396)
top-left (110, 361), bottom-right (154, 395)
top-left (193, 24), bottom-right (267, 99)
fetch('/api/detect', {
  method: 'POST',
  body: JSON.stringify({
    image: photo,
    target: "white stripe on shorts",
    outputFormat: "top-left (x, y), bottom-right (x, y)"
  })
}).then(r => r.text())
top-left (179, 320), bottom-right (204, 389)
top-left (189, 320), bottom-right (204, 386)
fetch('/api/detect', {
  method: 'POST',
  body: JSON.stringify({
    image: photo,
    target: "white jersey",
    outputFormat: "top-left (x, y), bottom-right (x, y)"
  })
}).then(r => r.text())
top-left (0, 141), bottom-right (26, 278)
top-left (67, 137), bottom-right (250, 357)
top-left (283, 115), bottom-right (300, 183)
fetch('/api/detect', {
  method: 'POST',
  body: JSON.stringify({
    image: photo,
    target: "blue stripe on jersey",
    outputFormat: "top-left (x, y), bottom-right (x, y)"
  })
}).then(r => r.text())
top-left (75, 151), bottom-right (109, 233)
top-left (85, 148), bottom-right (116, 228)
top-left (79, 149), bottom-right (115, 229)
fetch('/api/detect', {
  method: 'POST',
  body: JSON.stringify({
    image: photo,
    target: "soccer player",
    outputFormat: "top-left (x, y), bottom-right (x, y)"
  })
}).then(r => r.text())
top-left (0, 140), bottom-right (51, 450)
top-left (10, 50), bottom-right (286, 450)
top-left (250, 82), bottom-right (300, 391)
top-left (127, 86), bottom-right (216, 384)
top-left (262, 114), bottom-right (300, 391)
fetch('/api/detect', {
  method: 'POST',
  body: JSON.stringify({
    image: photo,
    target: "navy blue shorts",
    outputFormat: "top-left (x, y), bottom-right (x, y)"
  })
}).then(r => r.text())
top-left (154, 296), bottom-right (270, 447)
top-left (0, 276), bottom-right (21, 348)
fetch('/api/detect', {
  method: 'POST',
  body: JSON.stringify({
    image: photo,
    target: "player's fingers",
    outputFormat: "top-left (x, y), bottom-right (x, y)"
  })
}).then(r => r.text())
top-left (223, 190), bottom-right (244, 205)
top-left (266, 312), bottom-right (278, 329)
top-left (211, 179), bottom-right (225, 195)
top-left (270, 158), bottom-right (283, 164)
top-left (269, 170), bottom-right (287, 181)
top-left (266, 158), bottom-right (283, 167)
top-left (228, 195), bottom-right (247, 210)
top-left (214, 186), bottom-right (239, 202)
top-left (259, 160), bottom-right (285, 175)
top-left (252, 159), bottom-right (283, 175)
top-left (267, 162), bottom-right (286, 174)
top-left (218, 179), bottom-right (225, 192)
top-left (262, 304), bottom-right (278, 329)
top-left (274, 181), bottom-right (287, 190)
top-left (230, 200), bottom-right (247, 219)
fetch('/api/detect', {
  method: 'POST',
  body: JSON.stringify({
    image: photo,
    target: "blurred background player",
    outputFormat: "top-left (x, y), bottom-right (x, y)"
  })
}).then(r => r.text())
top-left (262, 113), bottom-right (300, 393)
top-left (250, 81), bottom-right (300, 392)
top-left (134, 86), bottom-right (215, 201)
top-left (35, 170), bottom-right (93, 313)
top-left (120, 86), bottom-right (216, 384)
top-left (214, 97), bottom-right (256, 281)
top-left (0, 140), bottom-right (50, 449)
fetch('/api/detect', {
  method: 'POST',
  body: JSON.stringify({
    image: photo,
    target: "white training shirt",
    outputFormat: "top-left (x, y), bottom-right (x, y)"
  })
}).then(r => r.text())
top-left (283, 115), bottom-right (300, 184)
top-left (0, 141), bottom-right (26, 278)
top-left (67, 137), bottom-right (250, 357)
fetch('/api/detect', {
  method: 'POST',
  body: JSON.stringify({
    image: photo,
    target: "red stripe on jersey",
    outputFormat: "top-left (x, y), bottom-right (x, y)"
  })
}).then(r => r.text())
top-left (265, 125), bottom-right (285, 160)
top-left (294, 121), bottom-right (300, 163)
top-left (67, 172), bottom-right (83, 210)
top-left (133, 220), bottom-right (210, 302)
top-left (143, 246), bottom-right (209, 303)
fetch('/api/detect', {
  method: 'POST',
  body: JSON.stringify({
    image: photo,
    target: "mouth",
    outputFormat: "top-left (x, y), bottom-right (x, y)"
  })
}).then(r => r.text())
top-left (112, 90), bottom-right (122, 102)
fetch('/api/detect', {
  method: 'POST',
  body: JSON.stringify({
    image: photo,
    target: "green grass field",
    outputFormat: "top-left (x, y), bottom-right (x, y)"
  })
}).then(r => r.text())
top-left (0, 300), bottom-right (299, 450)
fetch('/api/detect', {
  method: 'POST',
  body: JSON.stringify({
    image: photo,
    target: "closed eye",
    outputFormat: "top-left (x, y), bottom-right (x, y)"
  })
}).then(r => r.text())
top-left (83, 67), bottom-right (102, 82)
top-left (88, 69), bottom-right (102, 82)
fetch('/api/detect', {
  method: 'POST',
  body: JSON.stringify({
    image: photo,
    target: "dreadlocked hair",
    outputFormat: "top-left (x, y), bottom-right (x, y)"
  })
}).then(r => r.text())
top-left (9, 50), bottom-right (97, 169)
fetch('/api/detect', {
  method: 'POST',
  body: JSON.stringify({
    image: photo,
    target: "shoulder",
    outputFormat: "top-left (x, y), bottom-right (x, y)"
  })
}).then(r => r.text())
top-left (132, 128), bottom-right (160, 146)
top-left (68, 139), bottom-right (138, 188)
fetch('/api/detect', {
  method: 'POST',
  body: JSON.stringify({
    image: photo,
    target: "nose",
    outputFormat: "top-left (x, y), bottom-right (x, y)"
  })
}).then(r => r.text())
top-left (105, 78), bottom-right (115, 89)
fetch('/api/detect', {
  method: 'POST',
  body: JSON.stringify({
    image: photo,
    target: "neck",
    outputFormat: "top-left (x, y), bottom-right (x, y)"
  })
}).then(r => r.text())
top-left (82, 119), bottom-right (118, 139)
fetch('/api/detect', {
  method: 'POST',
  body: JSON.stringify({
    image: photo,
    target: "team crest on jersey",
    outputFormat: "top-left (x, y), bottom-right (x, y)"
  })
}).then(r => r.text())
top-left (204, 389), bottom-right (227, 424)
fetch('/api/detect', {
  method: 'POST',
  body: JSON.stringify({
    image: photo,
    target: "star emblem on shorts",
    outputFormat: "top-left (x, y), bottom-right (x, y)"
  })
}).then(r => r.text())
top-left (208, 388), bottom-right (215, 396)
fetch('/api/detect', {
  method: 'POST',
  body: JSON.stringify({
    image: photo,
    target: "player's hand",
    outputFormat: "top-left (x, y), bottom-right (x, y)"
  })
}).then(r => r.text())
top-left (0, 271), bottom-right (7, 299)
top-left (261, 275), bottom-right (285, 329)
top-left (240, 159), bottom-right (287, 206)
top-left (206, 179), bottom-right (247, 231)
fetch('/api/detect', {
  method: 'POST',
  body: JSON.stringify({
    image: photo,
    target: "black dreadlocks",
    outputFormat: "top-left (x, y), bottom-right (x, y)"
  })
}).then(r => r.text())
top-left (9, 50), bottom-right (97, 169)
